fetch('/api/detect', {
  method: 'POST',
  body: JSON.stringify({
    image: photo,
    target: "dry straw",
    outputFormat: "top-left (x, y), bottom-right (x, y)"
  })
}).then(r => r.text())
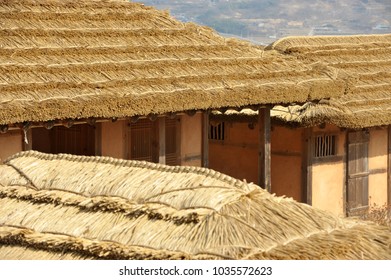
top-left (268, 34), bottom-right (391, 129)
top-left (0, 151), bottom-right (390, 260)
top-left (0, 0), bottom-right (344, 125)
top-left (213, 34), bottom-right (391, 129)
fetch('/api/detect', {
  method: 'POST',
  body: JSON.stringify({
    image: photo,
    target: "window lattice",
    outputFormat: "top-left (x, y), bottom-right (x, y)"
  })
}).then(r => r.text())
top-left (209, 122), bottom-right (225, 141)
top-left (314, 134), bottom-right (336, 158)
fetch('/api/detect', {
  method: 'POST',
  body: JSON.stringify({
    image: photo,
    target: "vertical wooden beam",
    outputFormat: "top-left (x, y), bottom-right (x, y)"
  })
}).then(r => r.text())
top-left (302, 127), bottom-right (313, 205)
top-left (342, 129), bottom-right (347, 217)
top-left (388, 125), bottom-right (391, 207)
top-left (258, 107), bottom-right (271, 192)
top-left (301, 128), bottom-right (307, 203)
top-left (158, 117), bottom-right (166, 165)
top-left (202, 111), bottom-right (209, 168)
top-left (175, 117), bottom-right (182, 166)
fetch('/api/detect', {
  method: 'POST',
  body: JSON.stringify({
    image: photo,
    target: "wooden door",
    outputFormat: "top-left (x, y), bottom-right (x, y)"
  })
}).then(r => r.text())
top-left (347, 131), bottom-right (369, 216)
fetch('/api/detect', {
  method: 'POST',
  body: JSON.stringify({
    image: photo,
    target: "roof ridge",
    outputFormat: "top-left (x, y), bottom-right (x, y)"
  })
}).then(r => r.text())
top-left (267, 35), bottom-right (391, 56)
top-left (5, 151), bottom-right (249, 188)
top-left (0, 0), bottom-right (144, 9)
top-left (0, 9), bottom-right (157, 17)
top-left (0, 27), bottom-right (190, 33)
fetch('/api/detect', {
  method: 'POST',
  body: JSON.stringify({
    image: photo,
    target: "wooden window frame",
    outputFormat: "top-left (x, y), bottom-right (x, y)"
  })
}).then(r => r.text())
top-left (312, 133), bottom-right (341, 164)
top-left (209, 121), bottom-right (226, 142)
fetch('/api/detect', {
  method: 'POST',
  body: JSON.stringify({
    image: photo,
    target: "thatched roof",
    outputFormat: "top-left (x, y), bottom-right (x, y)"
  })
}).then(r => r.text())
top-left (0, 0), bottom-right (345, 126)
top-left (0, 151), bottom-right (390, 260)
top-left (267, 34), bottom-right (391, 128)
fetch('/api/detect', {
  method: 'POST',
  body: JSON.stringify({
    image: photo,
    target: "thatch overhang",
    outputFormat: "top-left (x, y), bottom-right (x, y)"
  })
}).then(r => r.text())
top-left (0, 151), bottom-right (390, 260)
top-left (266, 34), bottom-right (391, 129)
top-left (0, 0), bottom-right (345, 126)
top-left (210, 107), bottom-right (303, 128)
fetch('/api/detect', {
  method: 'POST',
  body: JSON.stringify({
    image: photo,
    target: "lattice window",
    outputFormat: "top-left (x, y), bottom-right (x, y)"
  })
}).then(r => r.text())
top-left (314, 134), bottom-right (337, 158)
top-left (165, 118), bottom-right (178, 166)
top-left (130, 119), bottom-right (155, 162)
top-left (209, 122), bottom-right (225, 141)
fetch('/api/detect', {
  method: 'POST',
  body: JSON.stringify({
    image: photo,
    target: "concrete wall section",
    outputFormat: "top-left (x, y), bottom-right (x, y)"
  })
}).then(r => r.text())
top-left (180, 113), bottom-right (202, 167)
top-left (101, 120), bottom-right (126, 159)
top-left (0, 130), bottom-right (23, 162)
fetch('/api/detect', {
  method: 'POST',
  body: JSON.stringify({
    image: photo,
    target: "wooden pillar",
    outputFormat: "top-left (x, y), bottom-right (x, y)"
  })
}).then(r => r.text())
top-left (388, 125), bottom-right (391, 207)
top-left (202, 111), bottom-right (209, 168)
top-left (303, 127), bottom-right (313, 206)
top-left (258, 107), bottom-right (271, 192)
top-left (158, 117), bottom-right (166, 164)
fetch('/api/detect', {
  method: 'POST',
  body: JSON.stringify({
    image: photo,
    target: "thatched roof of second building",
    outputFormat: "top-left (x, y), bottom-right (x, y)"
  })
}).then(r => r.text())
top-left (268, 34), bottom-right (391, 128)
top-left (0, 0), bottom-right (345, 126)
top-left (0, 151), bottom-right (390, 260)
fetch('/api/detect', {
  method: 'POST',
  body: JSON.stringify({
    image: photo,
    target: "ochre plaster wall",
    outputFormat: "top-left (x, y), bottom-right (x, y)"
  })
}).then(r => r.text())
top-left (209, 122), bottom-right (258, 184)
top-left (271, 126), bottom-right (303, 202)
top-left (311, 125), bottom-right (345, 216)
top-left (368, 128), bottom-right (388, 207)
top-left (180, 113), bottom-right (202, 166)
top-left (0, 130), bottom-right (23, 162)
top-left (209, 122), bottom-right (304, 201)
top-left (101, 120), bottom-right (126, 159)
top-left (312, 161), bottom-right (344, 216)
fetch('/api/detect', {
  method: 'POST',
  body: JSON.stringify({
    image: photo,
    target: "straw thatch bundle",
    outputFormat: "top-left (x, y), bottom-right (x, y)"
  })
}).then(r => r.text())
top-left (212, 34), bottom-right (391, 128)
top-left (0, 0), bottom-right (344, 126)
top-left (0, 151), bottom-right (389, 260)
top-left (267, 35), bottom-right (391, 128)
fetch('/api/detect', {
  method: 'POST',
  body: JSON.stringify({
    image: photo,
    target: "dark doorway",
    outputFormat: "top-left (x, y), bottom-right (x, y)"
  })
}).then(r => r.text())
top-left (32, 124), bottom-right (96, 156)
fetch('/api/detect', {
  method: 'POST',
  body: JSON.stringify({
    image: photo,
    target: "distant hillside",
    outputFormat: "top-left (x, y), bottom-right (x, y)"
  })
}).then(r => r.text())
top-left (135, 0), bottom-right (391, 44)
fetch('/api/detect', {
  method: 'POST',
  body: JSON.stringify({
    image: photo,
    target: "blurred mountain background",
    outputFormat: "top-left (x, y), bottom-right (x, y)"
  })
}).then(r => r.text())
top-left (135, 0), bottom-right (391, 45)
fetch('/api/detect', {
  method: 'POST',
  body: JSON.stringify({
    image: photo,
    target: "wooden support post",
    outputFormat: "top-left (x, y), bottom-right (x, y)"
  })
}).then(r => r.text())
top-left (258, 107), bottom-right (271, 192)
top-left (158, 117), bottom-right (166, 165)
top-left (304, 128), bottom-right (313, 206)
top-left (342, 129), bottom-right (347, 216)
top-left (388, 125), bottom-right (391, 207)
top-left (202, 111), bottom-right (209, 168)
